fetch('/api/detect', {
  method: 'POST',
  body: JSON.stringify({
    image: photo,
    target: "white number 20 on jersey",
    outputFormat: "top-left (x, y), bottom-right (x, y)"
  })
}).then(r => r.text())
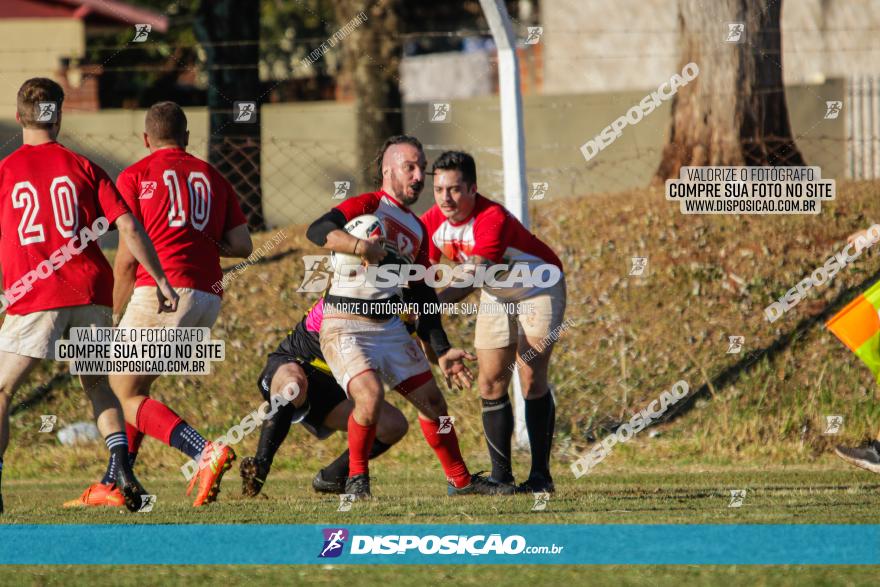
top-left (11, 176), bottom-right (79, 245)
top-left (163, 170), bottom-right (211, 230)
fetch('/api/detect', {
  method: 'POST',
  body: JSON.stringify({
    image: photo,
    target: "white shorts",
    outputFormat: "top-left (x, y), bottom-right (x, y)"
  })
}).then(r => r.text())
top-left (320, 310), bottom-right (432, 395)
top-left (474, 276), bottom-right (567, 349)
top-left (120, 287), bottom-right (221, 329)
top-left (0, 304), bottom-right (111, 360)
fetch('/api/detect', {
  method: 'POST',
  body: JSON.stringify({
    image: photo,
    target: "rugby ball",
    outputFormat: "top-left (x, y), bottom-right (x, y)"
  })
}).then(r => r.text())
top-left (331, 214), bottom-right (385, 270)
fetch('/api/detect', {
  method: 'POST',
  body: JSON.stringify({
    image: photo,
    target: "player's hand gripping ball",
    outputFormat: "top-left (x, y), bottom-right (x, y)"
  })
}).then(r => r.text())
top-left (332, 214), bottom-right (386, 271)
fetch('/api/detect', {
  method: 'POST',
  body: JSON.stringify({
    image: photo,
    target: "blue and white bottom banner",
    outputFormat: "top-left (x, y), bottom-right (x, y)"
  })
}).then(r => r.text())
top-left (0, 524), bottom-right (877, 565)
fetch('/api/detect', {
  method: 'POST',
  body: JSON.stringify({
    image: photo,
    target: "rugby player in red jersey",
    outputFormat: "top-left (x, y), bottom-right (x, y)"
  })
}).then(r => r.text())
top-left (421, 151), bottom-right (566, 494)
top-left (64, 102), bottom-right (252, 508)
top-left (0, 78), bottom-right (180, 513)
top-left (306, 135), bottom-right (502, 498)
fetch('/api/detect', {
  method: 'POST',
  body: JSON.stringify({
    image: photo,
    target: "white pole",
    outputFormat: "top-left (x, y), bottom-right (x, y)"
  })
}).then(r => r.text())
top-left (479, 0), bottom-right (530, 448)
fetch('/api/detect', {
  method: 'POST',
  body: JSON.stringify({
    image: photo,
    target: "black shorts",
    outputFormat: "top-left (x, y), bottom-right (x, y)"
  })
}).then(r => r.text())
top-left (257, 352), bottom-right (347, 440)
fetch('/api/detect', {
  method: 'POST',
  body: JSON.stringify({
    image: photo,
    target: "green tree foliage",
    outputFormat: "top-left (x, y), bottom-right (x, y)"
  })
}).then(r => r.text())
top-left (87, 0), bottom-right (335, 107)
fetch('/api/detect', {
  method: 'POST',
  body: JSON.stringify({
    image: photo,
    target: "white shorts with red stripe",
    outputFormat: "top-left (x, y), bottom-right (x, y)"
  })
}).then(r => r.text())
top-left (319, 309), bottom-right (432, 395)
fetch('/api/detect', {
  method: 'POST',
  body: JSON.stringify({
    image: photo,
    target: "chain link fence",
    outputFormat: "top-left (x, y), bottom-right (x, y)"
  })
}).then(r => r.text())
top-left (0, 26), bottom-right (876, 459)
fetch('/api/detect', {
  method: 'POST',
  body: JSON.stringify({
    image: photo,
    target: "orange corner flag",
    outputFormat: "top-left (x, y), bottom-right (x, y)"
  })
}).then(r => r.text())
top-left (827, 281), bottom-right (880, 380)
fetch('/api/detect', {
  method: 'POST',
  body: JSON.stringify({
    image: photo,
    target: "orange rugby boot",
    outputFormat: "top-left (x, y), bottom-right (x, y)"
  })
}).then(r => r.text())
top-left (186, 443), bottom-right (236, 507)
top-left (63, 482), bottom-right (125, 508)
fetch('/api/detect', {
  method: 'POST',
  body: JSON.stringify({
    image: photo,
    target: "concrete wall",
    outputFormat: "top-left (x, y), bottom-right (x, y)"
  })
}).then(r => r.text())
top-left (0, 80), bottom-right (846, 230)
top-left (259, 101), bottom-right (357, 226)
top-left (542, 0), bottom-right (880, 94)
top-left (0, 102), bottom-right (357, 230)
top-left (542, 0), bottom-right (678, 95)
top-left (404, 78), bottom-right (846, 216)
top-left (0, 18), bottom-right (84, 111)
top-left (401, 51), bottom-right (494, 103)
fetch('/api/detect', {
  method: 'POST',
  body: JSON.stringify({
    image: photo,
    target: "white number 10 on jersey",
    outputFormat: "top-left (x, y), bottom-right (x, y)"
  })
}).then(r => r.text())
top-left (163, 169), bottom-right (211, 230)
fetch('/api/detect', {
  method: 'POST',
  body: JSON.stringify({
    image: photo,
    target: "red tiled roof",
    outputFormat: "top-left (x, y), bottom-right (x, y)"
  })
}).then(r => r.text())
top-left (0, 0), bottom-right (168, 32)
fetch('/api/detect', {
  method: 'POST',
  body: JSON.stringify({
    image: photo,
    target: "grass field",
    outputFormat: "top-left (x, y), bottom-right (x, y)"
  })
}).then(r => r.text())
top-left (4, 460), bottom-right (880, 525)
top-left (3, 462), bottom-right (880, 585)
top-left (5, 182), bottom-right (880, 582)
top-left (10, 180), bottom-right (880, 469)
top-left (11, 564), bottom-right (880, 587)
top-left (8, 180), bottom-right (880, 465)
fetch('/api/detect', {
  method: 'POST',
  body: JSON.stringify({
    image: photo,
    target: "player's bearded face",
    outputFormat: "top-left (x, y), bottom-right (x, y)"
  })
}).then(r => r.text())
top-left (385, 146), bottom-right (426, 206)
top-left (392, 169), bottom-right (423, 206)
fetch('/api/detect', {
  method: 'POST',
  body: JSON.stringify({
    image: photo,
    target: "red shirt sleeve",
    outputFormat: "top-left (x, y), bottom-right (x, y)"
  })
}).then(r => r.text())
top-left (419, 207), bottom-right (442, 265)
top-left (115, 168), bottom-right (141, 220)
top-left (333, 192), bottom-right (381, 221)
top-left (92, 162), bottom-right (131, 225)
top-left (218, 173), bottom-right (248, 230)
top-left (470, 206), bottom-right (508, 263)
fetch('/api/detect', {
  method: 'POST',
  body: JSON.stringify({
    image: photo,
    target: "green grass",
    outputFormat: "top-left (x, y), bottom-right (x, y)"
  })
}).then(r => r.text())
top-left (5, 182), bottom-right (880, 582)
top-left (9, 180), bottom-right (880, 470)
top-left (9, 565), bottom-right (880, 587)
top-left (4, 459), bottom-right (880, 525)
top-left (3, 463), bottom-right (880, 584)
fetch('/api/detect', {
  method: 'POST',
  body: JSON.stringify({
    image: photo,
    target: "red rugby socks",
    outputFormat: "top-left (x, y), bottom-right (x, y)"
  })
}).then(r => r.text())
top-left (419, 416), bottom-right (470, 488)
top-left (347, 413), bottom-right (377, 478)
top-left (125, 422), bottom-right (144, 466)
top-left (136, 398), bottom-right (183, 445)
top-left (137, 398), bottom-right (207, 460)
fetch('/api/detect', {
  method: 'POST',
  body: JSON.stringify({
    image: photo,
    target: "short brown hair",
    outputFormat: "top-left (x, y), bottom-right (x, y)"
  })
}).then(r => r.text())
top-left (17, 78), bottom-right (64, 129)
top-left (432, 151), bottom-right (477, 186)
top-left (145, 101), bottom-right (187, 146)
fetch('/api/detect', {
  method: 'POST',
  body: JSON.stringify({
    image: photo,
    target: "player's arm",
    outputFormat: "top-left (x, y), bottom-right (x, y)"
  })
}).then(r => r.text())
top-left (408, 278), bottom-right (475, 389)
top-left (115, 213), bottom-right (179, 312)
top-left (416, 336), bottom-right (475, 392)
top-left (436, 255), bottom-right (492, 304)
top-left (416, 336), bottom-right (440, 365)
top-left (306, 207), bottom-right (386, 264)
top-left (98, 164), bottom-right (178, 312)
top-left (219, 224), bottom-right (253, 258)
top-left (112, 234), bottom-right (138, 323)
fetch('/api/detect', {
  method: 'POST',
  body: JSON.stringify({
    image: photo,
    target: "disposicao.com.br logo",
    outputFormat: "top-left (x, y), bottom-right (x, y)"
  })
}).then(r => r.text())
top-left (319, 528), bottom-right (349, 558)
top-left (319, 528), bottom-right (564, 558)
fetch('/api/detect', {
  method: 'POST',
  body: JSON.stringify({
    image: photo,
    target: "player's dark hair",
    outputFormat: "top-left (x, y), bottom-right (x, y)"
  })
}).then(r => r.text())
top-left (16, 78), bottom-right (64, 130)
top-left (145, 101), bottom-right (188, 146)
top-left (374, 135), bottom-right (424, 187)
top-left (431, 150), bottom-right (477, 186)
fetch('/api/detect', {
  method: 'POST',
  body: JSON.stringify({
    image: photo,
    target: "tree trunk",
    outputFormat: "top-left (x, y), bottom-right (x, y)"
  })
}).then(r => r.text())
top-left (195, 0), bottom-right (265, 231)
top-left (655, 0), bottom-right (805, 182)
top-left (334, 0), bottom-right (404, 192)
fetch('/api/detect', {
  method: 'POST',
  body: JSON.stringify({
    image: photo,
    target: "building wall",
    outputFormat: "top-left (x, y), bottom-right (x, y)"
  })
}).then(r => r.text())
top-left (404, 79), bottom-right (845, 217)
top-left (0, 18), bottom-right (84, 111)
top-left (401, 51), bottom-right (494, 102)
top-left (0, 80), bottom-right (846, 231)
top-left (542, 0), bottom-right (678, 95)
top-left (542, 0), bottom-right (880, 94)
top-left (0, 102), bottom-right (357, 230)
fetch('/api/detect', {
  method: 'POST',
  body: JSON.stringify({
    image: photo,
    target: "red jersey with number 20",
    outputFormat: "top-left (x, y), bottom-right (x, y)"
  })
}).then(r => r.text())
top-left (0, 141), bottom-right (130, 315)
top-left (116, 148), bottom-right (248, 296)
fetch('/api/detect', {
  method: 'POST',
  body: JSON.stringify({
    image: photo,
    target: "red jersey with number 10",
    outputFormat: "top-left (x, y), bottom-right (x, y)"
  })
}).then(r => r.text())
top-left (116, 148), bottom-right (248, 296)
top-left (0, 141), bottom-right (130, 315)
